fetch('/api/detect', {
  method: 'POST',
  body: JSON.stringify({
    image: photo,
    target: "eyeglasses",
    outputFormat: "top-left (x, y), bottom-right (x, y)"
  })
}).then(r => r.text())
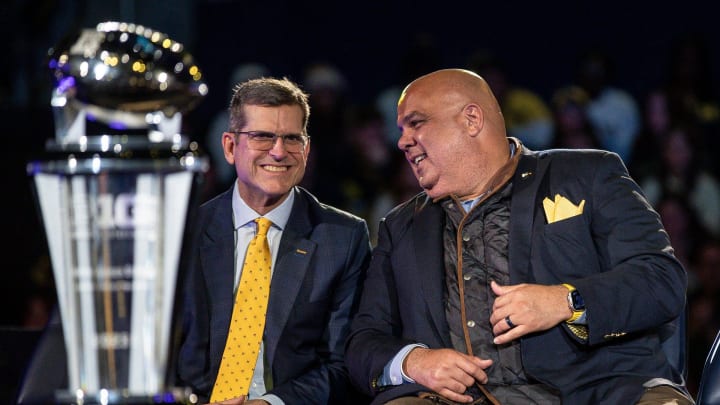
top-left (232, 131), bottom-right (310, 152)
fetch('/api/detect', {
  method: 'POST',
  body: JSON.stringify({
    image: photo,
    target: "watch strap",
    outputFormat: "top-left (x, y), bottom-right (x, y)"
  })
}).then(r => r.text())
top-left (562, 283), bottom-right (584, 323)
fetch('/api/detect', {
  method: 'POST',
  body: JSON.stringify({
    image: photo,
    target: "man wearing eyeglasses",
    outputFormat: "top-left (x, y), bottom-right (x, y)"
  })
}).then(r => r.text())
top-left (176, 77), bottom-right (372, 405)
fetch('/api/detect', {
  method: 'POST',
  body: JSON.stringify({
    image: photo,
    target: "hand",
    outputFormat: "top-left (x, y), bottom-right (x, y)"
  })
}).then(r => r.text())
top-left (404, 347), bottom-right (493, 403)
top-left (489, 281), bottom-right (571, 345)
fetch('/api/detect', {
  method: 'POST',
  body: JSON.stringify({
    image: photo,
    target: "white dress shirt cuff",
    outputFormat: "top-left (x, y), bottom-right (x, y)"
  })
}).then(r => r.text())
top-left (259, 393), bottom-right (284, 405)
top-left (379, 343), bottom-right (428, 386)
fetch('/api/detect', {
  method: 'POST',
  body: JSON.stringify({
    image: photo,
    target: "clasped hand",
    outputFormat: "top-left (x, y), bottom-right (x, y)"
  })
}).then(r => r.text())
top-left (489, 280), bottom-right (572, 344)
top-left (404, 347), bottom-right (492, 403)
top-left (403, 281), bottom-right (572, 402)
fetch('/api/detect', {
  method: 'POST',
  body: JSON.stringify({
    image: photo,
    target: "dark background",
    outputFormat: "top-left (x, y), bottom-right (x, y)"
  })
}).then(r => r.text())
top-left (5, 1), bottom-right (720, 124)
top-left (1, 0), bottom-right (718, 403)
top-left (6, 0), bottom-right (718, 311)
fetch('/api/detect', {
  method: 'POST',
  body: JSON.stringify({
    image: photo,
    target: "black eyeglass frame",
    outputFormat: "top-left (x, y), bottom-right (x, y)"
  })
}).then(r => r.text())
top-left (231, 130), bottom-right (310, 152)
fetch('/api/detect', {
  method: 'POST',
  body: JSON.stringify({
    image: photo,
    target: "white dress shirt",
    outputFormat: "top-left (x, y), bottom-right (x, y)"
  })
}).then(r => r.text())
top-left (231, 182), bottom-right (294, 405)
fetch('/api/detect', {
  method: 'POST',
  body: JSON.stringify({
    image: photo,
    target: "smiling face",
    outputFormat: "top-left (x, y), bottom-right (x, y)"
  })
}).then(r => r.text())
top-left (223, 104), bottom-right (309, 214)
top-left (396, 69), bottom-right (509, 200)
top-left (396, 90), bottom-right (469, 198)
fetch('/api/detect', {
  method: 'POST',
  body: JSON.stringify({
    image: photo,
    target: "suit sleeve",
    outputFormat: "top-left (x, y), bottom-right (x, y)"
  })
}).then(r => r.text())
top-left (573, 152), bottom-right (687, 345)
top-left (345, 216), bottom-right (419, 397)
top-left (269, 218), bottom-right (372, 403)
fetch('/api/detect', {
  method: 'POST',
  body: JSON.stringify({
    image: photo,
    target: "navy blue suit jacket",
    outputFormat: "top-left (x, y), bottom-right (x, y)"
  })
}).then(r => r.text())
top-left (177, 186), bottom-right (371, 404)
top-left (345, 146), bottom-right (688, 404)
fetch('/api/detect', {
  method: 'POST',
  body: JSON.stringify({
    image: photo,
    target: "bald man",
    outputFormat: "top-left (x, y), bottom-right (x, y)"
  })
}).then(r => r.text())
top-left (345, 69), bottom-right (693, 404)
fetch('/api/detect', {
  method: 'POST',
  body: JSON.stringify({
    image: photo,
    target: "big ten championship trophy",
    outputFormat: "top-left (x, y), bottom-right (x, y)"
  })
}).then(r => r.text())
top-left (27, 21), bottom-right (208, 404)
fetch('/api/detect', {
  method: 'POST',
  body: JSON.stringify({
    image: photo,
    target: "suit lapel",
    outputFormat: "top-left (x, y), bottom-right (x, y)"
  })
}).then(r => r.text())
top-left (509, 149), bottom-right (549, 283)
top-left (264, 189), bottom-right (315, 366)
top-left (413, 196), bottom-right (452, 347)
top-left (202, 189), bottom-right (237, 335)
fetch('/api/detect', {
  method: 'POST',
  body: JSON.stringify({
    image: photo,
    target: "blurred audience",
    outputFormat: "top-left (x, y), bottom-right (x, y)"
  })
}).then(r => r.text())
top-left (205, 62), bottom-right (271, 194)
top-left (686, 238), bottom-right (720, 396)
top-left (655, 194), bottom-right (709, 273)
top-left (628, 89), bottom-right (673, 181)
top-left (466, 49), bottom-right (555, 150)
top-left (550, 85), bottom-right (602, 149)
top-left (375, 32), bottom-right (443, 145)
top-left (663, 34), bottom-right (720, 133)
top-left (557, 47), bottom-right (641, 162)
top-left (654, 33), bottom-right (720, 178)
top-left (334, 104), bottom-right (419, 244)
top-left (335, 104), bottom-right (394, 242)
top-left (299, 61), bottom-right (351, 205)
top-left (637, 125), bottom-right (720, 237)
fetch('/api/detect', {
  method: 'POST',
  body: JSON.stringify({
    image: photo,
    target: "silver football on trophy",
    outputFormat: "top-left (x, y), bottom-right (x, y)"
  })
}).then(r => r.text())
top-left (47, 21), bottom-right (208, 142)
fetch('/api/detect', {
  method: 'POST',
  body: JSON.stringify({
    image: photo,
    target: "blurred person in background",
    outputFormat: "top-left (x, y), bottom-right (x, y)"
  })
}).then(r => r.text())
top-left (205, 62), bottom-right (272, 195)
top-left (560, 48), bottom-right (641, 163)
top-left (332, 103), bottom-right (420, 245)
top-left (549, 86), bottom-right (602, 150)
top-left (654, 33), bottom-right (720, 178)
top-left (376, 32), bottom-right (443, 146)
top-left (466, 49), bottom-right (555, 150)
top-left (299, 61), bottom-right (351, 206)
top-left (686, 238), bottom-right (720, 397)
top-left (628, 89), bottom-right (673, 181)
top-left (655, 195), bottom-right (709, 278)
top-left (334, 104), bottom-right (398, 244)
top-left (638, 125), bottom-right (720, 237)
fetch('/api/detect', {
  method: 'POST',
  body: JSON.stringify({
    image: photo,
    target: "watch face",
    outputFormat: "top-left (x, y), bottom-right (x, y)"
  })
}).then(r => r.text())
top-left (571, 290), bottom-right (585, 310)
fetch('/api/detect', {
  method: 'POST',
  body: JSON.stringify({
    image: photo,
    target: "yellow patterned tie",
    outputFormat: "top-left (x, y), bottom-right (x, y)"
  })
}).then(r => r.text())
top-left (211, 217), bottom-right (272, 402)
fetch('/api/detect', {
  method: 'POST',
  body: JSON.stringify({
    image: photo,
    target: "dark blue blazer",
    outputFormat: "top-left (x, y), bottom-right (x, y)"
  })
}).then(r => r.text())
top-left (346, 147), bottom-right (688, 404)
top-left (177, 186), bottom-right (371, 404)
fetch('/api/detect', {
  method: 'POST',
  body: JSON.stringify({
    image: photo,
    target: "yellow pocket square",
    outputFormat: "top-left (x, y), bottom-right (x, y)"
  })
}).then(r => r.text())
top-left (543, 194), bottom-right (585, 223)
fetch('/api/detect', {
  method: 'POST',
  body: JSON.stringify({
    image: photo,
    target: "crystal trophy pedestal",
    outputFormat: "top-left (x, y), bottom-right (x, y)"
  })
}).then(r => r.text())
top-left (27, 21), bottom-right (209, 404)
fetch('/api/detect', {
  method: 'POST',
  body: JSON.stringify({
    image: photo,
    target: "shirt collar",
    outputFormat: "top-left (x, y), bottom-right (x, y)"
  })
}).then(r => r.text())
top-left (231, 182), bottom-right (295, 230)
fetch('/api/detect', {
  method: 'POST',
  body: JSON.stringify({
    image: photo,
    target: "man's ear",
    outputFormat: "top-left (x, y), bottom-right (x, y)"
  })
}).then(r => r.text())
top-left (222, 132), bottom-right (236, 164)
top-left (463, 103), bottom-right (484, 136)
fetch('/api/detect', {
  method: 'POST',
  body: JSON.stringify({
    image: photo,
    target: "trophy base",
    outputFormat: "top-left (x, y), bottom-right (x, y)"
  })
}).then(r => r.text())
top-left (52, 387), bottom-right (198, 405)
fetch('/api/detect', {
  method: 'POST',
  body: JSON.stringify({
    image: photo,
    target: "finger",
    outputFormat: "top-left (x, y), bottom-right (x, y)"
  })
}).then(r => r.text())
top-left (452, 369), bottom-right (478, 388)
top-left (492, 280), bottom-right (526, 296)
top-left (504, 315), bottom-right (517, 329)
top-left (440, 353), bottom-right (483, 387)
top-left (490, 310), bottom-right (520, 336)
top-left (491, 282), bottom-right (515, 311)
top-left (491, 280), bottom-right (518, 295)
top-left (436, 387), bottom-right (475, 404)
top-left (494, 324), bottom-right (524, 345)
top-left (465, 357), bottom-right (492, 384)
top-left (430, 354), bottom-right (487, 394)
top-left (489, 307), bottom-right (511, 328)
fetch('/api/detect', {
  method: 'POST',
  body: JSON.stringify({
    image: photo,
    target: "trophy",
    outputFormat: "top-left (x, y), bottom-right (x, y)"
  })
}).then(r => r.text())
top-left (27, 21), bottom-right (208, 404)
